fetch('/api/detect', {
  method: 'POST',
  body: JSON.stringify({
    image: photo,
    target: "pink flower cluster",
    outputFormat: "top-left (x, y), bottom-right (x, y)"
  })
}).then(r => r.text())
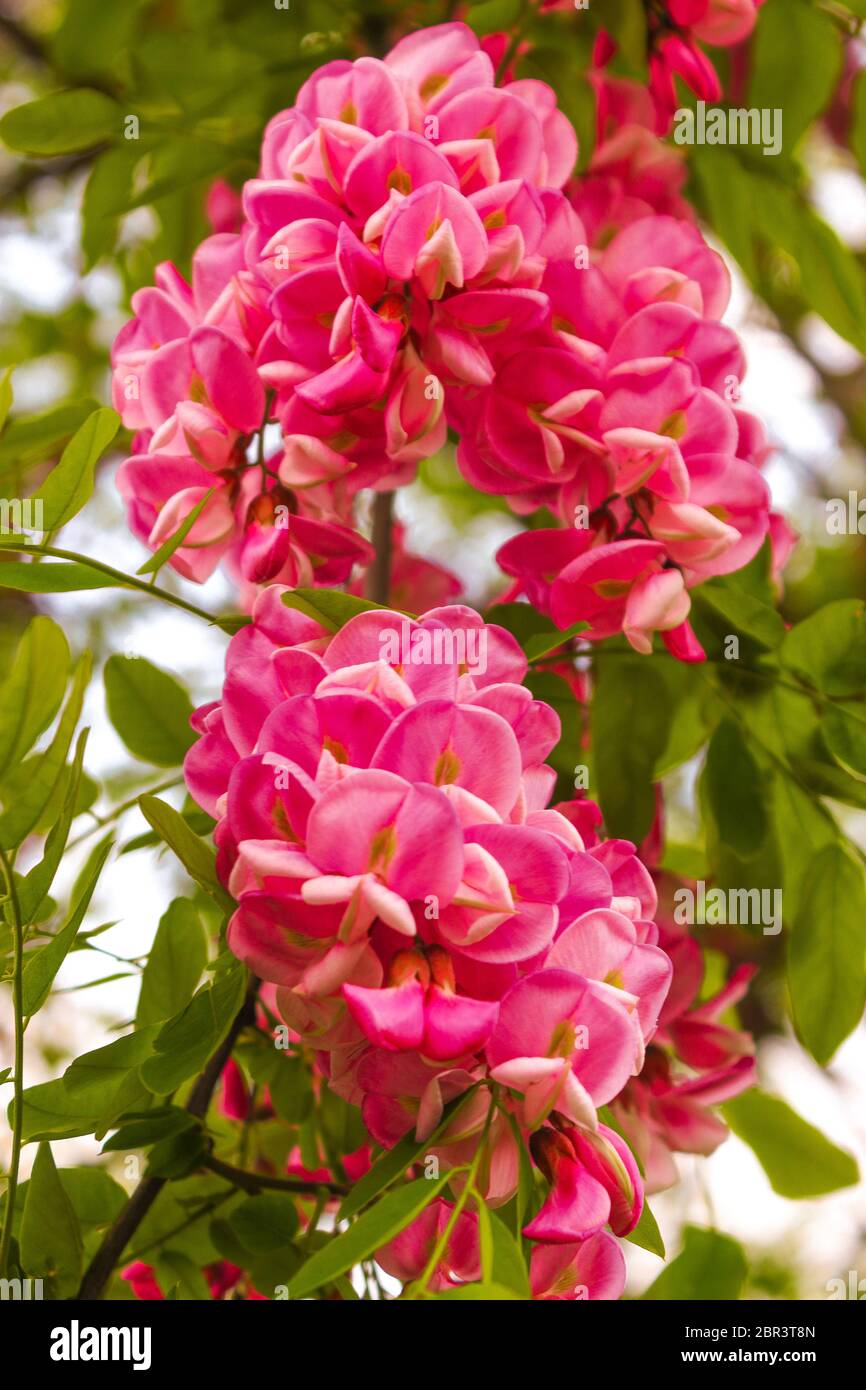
top-left (110, 20), bottom-right (787, 659)
top-left (184, 592), bottom-right (682, 1297)
top-left (647, 1), bottom-right (766, 128)
top-left (540, 2), bottom-right (764, 129)
top-left (492, 206), bottom-right (783, 660)
top-left (613, 916), bottom-right (757, 1191)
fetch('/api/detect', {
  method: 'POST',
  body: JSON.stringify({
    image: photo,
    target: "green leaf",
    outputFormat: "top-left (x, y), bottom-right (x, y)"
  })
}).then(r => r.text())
top-left (18, 730), bottom-right (89, 923)
top-left (101, 1106), bottom-right (198, 1153)
top-left (139, 965), bottom-right (246, 1095)
top-left (337, 1088), bottom-right (477, 1221)
top-left (230, 1195), bottom-right (300, 1254)
top-left (772, 774), bottom-right (837, 903)
top-left (21, 834), bottom-right (113, 1015)
top-left (20, 1144), bottom-right (83, 1298)
top-left (688, 146), bottom-right (758, 281)
top-left (788, 842), bottom-right (866, 1065)
top-left (748, 0), bottom-right (841, 151)
top-left (156, 1249), bottom-right (212, 1300)
top-left (0, 399), bottom-right (100, 475)
top-left (63, 1028), bottom-right (158, 1104)
top-left (55, 1167), bottom-right (127, 1228)
top-left (10, 1081), bottom-right (98, 1144)
top-left (694, 583), bottom-right (785, 651)
top-left (81, 144), bottom-right (140, 269)
top-left (118, 136), bottom-right (233, 211)
top-left (485, 602), bottom-right (587, 662)
top-left (652, 663), bottom-right (710, 778)
top-left (594, 0), bottom-right (647, 76)
top-left (145, 1126), bottom-right (208, 1179)
top-left (0, 654), bottom-right (91, 850)
top-left (0, 367), bottom-right (12, 432)
top-left (282, 587), bottom-right (405, 631)
top-left (694, 150), bottom-right (866, 354)
top-left (823, 704), bottom-right (866, 781)
top-left (0, 88), bottom-right (120, 156)
top-left (138, 794), bottom-right (229, 906)
top-left (488, 1210), bottom-right (531, 1297)
top-left (0, 617), bottom-right (69, 781)
top-left (723, 1089), bottom-right (859, 1198)
top-left (592, 658), bottom-right (671, 841)
top-left (752, 179), bottom-right (866, 355)
top-left (524, 668), bottom-right (584, 796)
top-left (104, 654), bottom-right (195, 766)
top-left (515, 44), bottom-right (595, 170)
top-left (0, 561), bottom-right (127, 592)
top-left (136, 897), bottom-right (208, 1028)
top-left (136, 487), bottom-right (216, 576)
top-left (466, 0), bottom-right (522, 37)
top-left (642, 1225), bottom-right (747, 1301)
top-left (703, 719), bottom-right (767, 859)
top-left (32, 406), bottom-right (119, 532)
top-left (266, 1058), bottom-right (314, 1126)
top-left (626, 1200), bottom-right (665, 1259)
top-left (781, 600), bottom-right (866, 697)
top-left (289, 1173), bottom-right (452, 1299)
top-left (53, 0), bottom-right (150, 80)
top-left (524, 622), bottom-right (587, 663)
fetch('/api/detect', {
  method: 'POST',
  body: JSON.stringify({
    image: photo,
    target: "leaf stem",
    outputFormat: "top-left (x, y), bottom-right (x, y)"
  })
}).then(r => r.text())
top-left (0, 541), bottom-right (239, 631)
top-left (412, 1097), bottom-right (495, 1297)
top-left (0, 845), bottom-right (24, 1279)
top-left (66, 776), bottom-right (184, 852)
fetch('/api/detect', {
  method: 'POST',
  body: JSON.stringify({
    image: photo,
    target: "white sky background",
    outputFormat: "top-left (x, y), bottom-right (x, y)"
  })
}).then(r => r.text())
top-left (0, 140), bottom-right (864, 1299)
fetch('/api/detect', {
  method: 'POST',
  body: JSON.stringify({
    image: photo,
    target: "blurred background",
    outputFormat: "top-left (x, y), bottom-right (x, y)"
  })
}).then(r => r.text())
top-left (1, 0), bottom-right (865, 1299)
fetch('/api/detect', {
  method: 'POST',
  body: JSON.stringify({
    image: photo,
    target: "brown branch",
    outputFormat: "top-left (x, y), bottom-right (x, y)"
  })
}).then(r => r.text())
top-left (203, 1154), bottom-right (347, 1199)
top-left (365, 489), bottom-right (394, 604)
top-left (76, 973), bottom-right (259, 1301)
top-left (0, 147), bottom-right (106, 204)
top-left (0, 11), bottom-right (48, 66)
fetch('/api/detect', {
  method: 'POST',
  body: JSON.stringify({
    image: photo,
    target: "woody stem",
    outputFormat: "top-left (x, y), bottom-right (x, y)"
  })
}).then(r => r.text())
top-left (366, 490), bottom-right (394, 604)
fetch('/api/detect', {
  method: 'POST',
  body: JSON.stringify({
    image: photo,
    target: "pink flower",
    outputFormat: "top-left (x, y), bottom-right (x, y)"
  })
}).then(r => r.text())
top-left (524, 1121), bottom-right (643, 1243)
top-left (531, 1230), bottom-right (626, 1300)
top-left (376, 1198), bottom-right (480, 1291)
top-left (111, 22), bottom-right (773, 641)
top-left (613, 919), bottom-right (757, 1191)
top-left (344, 946), bottom-right (499, 1061)
top-left (549, 539), bottom-right (704, 661)
top-left (181, 596), bottom-right (688, 1288)
top-left (485, 970), bottom-right (638, 1129)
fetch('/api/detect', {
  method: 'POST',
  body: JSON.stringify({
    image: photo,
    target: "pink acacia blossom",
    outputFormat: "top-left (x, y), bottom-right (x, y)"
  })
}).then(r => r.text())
top-left (646, 2), bottom-right (767, 129)
top-left (182, 595), bottom-right (697, 1292)
top-left (612, 901), bottom-right (757, 1191)
top-left (111, 19), bottom-right (783, 656)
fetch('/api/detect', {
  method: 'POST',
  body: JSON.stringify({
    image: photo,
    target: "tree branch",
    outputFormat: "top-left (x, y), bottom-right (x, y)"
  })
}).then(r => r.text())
top-left (365, 490), bottom-right (393, 604)
top-left (0, 11), bottom-right (48, 66)
top-left (76, 974), bottom-right (259, 1300)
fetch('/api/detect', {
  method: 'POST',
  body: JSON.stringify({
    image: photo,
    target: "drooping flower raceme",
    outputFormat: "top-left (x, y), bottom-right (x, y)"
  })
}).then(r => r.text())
top-left (111, 20), bottom-right (784, 660)
top-left (183, 591), bottom-right (683, 1296)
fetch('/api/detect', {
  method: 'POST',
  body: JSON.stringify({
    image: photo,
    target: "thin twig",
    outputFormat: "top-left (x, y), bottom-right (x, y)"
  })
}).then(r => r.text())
top-left (0, 540), bottom-right (241, 631)
top-left (203, 1154), bottom-right (347, 1199)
